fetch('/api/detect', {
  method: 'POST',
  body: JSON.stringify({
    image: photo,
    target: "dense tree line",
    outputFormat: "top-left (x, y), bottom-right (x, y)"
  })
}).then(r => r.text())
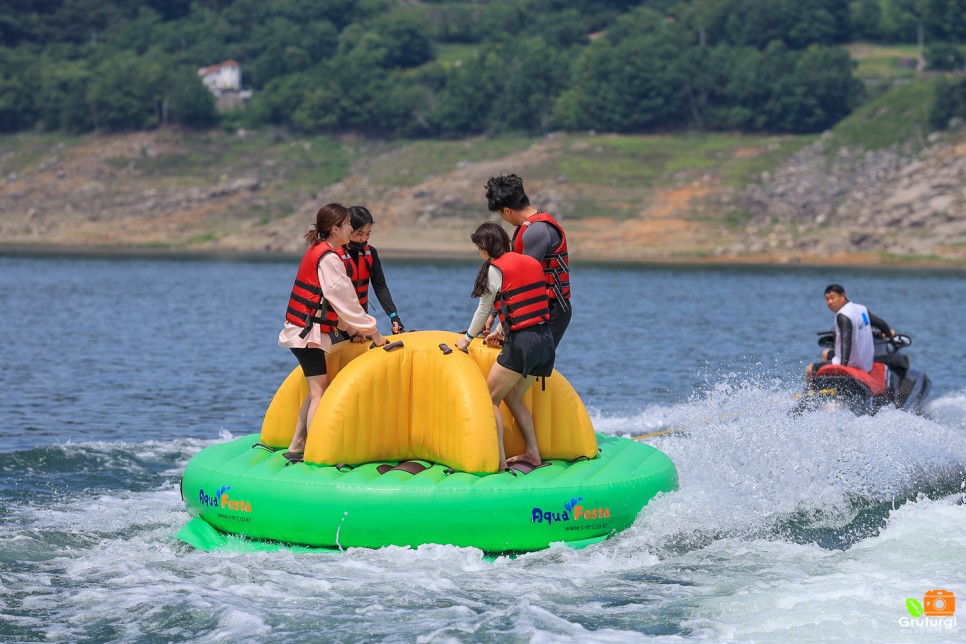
top-left (0, 0), bottom-right (963, 137)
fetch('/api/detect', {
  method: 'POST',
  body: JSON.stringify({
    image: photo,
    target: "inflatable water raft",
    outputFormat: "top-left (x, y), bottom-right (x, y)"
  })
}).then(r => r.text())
top-left (178, 330), bottom-right (677, 553)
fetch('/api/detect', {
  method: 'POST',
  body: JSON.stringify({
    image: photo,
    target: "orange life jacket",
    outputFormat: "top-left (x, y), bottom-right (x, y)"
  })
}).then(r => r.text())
top-left (491, 252), bottom-right (551, 332)
top-left (511, 212), bottom-right (570, 310)
top-left (340, 244), bottom-right (374, 311)
top-left (285, 241), bottom-right (340, 337)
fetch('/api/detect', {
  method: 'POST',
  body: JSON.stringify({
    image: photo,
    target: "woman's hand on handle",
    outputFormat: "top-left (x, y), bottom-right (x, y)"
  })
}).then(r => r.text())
top-left (371, 331), bottom-right (387, 347)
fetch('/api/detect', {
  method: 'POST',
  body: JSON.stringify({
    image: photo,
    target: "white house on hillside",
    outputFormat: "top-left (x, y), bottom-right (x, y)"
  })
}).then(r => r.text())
top-left (198, 59), bottom-right (241, 95)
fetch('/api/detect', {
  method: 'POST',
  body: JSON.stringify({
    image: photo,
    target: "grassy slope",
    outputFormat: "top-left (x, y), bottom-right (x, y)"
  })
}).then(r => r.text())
top-left (0, 128), bottom-right (813, 258)
top-left (826, 76), bottom-right (937, 152)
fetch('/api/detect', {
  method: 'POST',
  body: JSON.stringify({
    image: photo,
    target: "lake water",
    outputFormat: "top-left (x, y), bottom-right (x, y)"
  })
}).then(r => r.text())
top-left (2, 254), bottom-right (965, 642)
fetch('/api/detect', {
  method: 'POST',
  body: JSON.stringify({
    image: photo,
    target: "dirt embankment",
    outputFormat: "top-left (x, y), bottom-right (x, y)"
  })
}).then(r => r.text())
top-left (1, 128), bottom-right (964, 266)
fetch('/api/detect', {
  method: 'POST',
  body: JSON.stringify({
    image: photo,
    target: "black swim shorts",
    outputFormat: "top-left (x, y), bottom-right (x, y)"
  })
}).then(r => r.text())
top-left (497, 324), bottom-right (555, 378)
top-left (290, 347), bottom-right (327, 377)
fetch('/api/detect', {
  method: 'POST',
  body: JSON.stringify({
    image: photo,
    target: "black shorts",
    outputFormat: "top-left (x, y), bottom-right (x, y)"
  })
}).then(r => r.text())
top-left (497, 324), bottom-right (555, 378)
top-left (290, 347), bottom-right (327, 377)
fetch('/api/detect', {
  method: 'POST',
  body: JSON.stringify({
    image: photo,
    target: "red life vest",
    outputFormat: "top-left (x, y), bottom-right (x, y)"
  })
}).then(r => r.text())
top-left (285, 241), bottom-right (340, 337)
top-left (511, 212), bottom-right (570, 309)
top-left (491, 252), bottom-right (550, 332)
top-left (340, 244), bottom-right (374, 311)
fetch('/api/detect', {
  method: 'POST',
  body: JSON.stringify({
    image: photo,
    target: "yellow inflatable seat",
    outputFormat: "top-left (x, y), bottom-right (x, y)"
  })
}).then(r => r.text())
top-left (260, 330), bottom-right (598, 473)
top-left (259, 340), bottom-right (370, 448)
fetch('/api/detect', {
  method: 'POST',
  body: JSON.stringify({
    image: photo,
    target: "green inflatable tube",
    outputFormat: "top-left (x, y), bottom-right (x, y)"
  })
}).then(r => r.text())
top-left (178, 432), bottom-right (677, 553)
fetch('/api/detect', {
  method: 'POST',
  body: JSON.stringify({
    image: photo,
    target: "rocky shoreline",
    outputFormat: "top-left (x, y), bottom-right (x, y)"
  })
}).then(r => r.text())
top-left (4, 241), bottom-right (964, 271)
top-left (1, 127), bottom-right (963, 267)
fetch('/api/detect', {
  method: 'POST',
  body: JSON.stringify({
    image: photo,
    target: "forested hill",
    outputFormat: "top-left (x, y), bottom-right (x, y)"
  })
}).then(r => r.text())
top-left (2, 0), bottom-right (965, 138)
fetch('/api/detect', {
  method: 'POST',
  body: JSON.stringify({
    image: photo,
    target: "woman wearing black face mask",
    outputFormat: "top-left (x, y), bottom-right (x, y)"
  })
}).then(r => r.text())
top-left (340, 205), bottom-right (405, 337)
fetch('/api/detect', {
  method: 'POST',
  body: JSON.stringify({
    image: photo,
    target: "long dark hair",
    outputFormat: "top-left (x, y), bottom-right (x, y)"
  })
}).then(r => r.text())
top-left (470, 222), bottom-right (511, 297)
top-left (304, 203), bottom-right (350, 243)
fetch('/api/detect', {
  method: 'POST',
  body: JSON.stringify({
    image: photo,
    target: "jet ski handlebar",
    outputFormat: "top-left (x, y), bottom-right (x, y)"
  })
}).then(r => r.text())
top-left (814, 330), bottom-right (912, 349)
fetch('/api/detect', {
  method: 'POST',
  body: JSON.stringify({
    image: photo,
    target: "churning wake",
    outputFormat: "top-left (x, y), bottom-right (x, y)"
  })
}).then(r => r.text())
top-left (593, 380), bottom-right (966, 554)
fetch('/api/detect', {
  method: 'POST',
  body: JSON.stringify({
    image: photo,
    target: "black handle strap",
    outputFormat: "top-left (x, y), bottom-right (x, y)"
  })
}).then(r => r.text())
top-left (376, 460), bottom-right (434, 475)
top-left (506, 461), bottom-right (551, 475)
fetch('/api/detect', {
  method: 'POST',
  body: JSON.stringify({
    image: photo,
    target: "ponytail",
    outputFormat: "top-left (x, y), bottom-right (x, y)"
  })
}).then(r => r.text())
top-left (471, 259), bottom-right (493, 298)
top-left (303, 225), bottom-right (321, 244)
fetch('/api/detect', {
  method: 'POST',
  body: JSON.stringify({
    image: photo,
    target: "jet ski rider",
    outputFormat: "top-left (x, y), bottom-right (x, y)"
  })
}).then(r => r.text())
top-left (805, 284), bottom-right (894, 380)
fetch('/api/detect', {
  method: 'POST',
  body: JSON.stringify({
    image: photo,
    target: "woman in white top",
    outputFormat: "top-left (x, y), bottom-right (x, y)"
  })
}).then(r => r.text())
top-left (455, 222), bottom-right (554, 470)
top-left (278, 203), bottom-right (386, 456)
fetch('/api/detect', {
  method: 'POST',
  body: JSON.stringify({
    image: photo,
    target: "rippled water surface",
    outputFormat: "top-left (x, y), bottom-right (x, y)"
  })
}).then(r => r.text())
top-left (1, 254), bottom-right (965, 642)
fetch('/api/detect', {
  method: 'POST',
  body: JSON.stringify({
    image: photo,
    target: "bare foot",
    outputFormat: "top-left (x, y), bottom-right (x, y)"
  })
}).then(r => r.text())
top-left (287, 439), bottom-right (305, 453)
top-left (506, 452), bottom-right (541, 468)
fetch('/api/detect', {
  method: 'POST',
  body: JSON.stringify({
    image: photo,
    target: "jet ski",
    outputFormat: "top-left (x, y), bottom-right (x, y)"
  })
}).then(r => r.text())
top-left (797, 330), bottom-right (931, 415)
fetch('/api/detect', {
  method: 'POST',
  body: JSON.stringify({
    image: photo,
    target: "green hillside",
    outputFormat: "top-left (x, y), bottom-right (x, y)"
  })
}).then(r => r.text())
top-left (3, 0), bottom-right (963, 138)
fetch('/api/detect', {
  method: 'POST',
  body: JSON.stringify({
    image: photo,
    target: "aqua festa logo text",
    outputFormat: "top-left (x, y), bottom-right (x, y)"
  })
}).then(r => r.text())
top-left (531, 495), bottom-right (610, 526)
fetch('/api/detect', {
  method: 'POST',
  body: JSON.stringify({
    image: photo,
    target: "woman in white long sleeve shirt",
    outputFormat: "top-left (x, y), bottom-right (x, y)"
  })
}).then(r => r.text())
top-left (278, 203), bottom-right (386, 456)
top-left (455, 222), bottom-right (554, 470)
